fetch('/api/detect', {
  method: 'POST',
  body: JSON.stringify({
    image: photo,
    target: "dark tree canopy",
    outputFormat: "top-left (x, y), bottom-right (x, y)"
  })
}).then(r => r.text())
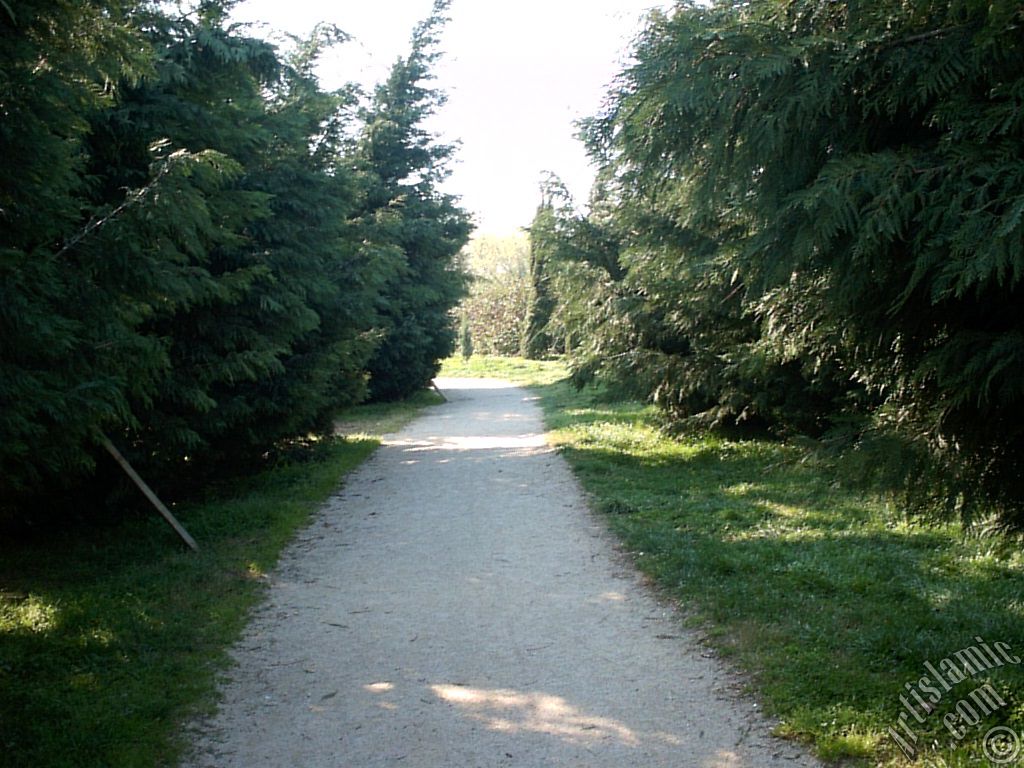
top-left (533, 0), bottom-right (1024, 529)
top-left (356, 0), bottom-right (472, 401)
top-left (0, 0), bottom-right (469, 519)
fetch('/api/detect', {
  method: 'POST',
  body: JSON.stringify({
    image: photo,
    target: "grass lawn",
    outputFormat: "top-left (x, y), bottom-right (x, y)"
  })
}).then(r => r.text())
top-left (0, 390), bottom-right (443, 768)
top-left (449, 355), bottom-right (1024, 767)
top-left (439, 354), bottom-right (568, 387)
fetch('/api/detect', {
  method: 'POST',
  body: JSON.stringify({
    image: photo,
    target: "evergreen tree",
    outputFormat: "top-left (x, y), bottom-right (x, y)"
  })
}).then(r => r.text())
top-left (550, 0), bottom-right (1024, 527)
top-left (80, 7), bottom-right (373, 477)
top-left (0, 1), bottom-right (420, 517)
top-left (0, 0), bottom-right (159, 500)
top-left (355, 0), bottom-right (472, 401)
top-left (522, 199), bottom-right (556, 359)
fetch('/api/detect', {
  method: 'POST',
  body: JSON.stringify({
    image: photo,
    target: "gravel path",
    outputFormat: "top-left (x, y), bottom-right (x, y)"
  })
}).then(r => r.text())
top-left (184, 378), bottom-right (820, 767)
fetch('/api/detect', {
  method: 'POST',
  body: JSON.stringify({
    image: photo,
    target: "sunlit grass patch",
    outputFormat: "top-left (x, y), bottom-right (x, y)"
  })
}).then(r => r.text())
top-left (438, 354), bottom-right (568, 387)
top-left (0, 596), bottom-right (59, 634)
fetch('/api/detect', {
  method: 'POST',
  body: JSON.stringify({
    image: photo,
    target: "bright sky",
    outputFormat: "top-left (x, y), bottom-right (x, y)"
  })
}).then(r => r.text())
top-left (230, 0), bottom-right (668, 236)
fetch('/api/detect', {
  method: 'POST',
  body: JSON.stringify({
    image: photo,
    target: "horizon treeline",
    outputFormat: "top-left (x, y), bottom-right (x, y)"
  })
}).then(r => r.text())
top-left (527, 0), bottom-right (1024, 531)
top-left (0, 0), bottom-right (470, 521)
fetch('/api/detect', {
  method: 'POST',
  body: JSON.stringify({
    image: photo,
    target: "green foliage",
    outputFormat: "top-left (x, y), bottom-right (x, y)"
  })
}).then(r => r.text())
top-left (0, 0), bottom-right (469, 517)
top-left (357, 0), bottom-right (472, 401)
top-left (522, 200), bottom-right (557, 358)
top-left (92, 14), bottom-right (377, 475)
top-left (539, 0), bottom-right (1024, 529)
top-left (0, 0), bottom-right (158, 498)
top-left (458, 234), bottom-right (532, 356)
top-left (526, 175), bottom-right (628, 361)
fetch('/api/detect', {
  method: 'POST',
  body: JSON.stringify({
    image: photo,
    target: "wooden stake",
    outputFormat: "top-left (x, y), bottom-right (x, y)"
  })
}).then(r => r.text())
top-left (100, 435), bottom-right (199, 552)
top-left (431, 381), bottom-right (448, 402)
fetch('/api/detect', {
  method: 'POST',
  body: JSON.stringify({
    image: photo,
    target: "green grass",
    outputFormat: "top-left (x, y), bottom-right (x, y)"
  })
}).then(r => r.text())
top-left (439, 354), bottom-right (568, 387)
top-left (8, 355), bottom-right (1020, 767)
top-left (333, 387), bottom-right (446, 437)
top-left (0, 392), bottom-right (442, 768)
top-left (451, 356), bottom-right (1024, 766)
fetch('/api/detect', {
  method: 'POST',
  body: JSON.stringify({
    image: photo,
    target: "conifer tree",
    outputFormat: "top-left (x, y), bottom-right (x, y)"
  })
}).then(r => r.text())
top-left (355, 0), bottom-right (472, 401)
top-left (522, 199), bottom-right (557, 359)
top-left (0, 0), bottom-right (159, 498)
top-left (77, 7), bottom-right (367, 476)
top-left (1, 1), bottom-right (415, 513)
top-left (548, 0), bottom-right (1024, 527)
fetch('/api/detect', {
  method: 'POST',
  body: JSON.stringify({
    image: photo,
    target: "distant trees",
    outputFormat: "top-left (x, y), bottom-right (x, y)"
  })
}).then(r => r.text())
top-left (522, 199), bottom-right (558, 359)
top-left (0, 0), bottom-right (469, 517)
top-left (458, 234), bottom-right (533, 357)
top-left (532, 0), bottom-right (1024, 529)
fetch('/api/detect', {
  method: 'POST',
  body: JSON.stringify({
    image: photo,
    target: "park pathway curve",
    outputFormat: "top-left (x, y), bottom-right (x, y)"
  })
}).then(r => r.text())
top-left (184, 378), bottom-right (820, 768)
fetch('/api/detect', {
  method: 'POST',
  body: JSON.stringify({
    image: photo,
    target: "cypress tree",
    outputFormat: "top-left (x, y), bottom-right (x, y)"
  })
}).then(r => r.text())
top-left (549, 0), bottom-right (1024, 527)
top-left (0, 0), bottom-right (159, 502)
top-left (355, 0), bottom-right (472, 401)
top-left (522, 199), bottom-right (556, 359)
top-left (1, 1), bottom-right (396, 514)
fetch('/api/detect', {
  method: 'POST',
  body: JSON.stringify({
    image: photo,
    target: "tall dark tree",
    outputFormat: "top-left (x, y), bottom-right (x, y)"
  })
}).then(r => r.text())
top-left (522, 196), bottom-right (556, 359)
top-left (58, 7), bottom-right (378, 486)
top-left (1, 0), bottom-right (459, 519)
top-left (356, 0), bottom-right (472, 401)
top-left (545, 0), bottom-right (1024, 528)
top-left (0, 0), bottom-right (159, 500)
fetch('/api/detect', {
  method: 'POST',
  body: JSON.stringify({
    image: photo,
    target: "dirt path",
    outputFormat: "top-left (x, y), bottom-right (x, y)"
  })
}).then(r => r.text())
top-left (184, 378), bottom-right (820, 767)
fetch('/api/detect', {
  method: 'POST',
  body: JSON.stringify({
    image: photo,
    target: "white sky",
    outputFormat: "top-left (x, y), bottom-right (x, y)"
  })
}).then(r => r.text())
top-left (229, 0), bottom-right (668, 235)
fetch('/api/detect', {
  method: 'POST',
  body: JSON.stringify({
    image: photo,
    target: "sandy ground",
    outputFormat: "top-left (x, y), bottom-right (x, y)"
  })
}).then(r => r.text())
top-left (183, 378), bottom-right (821, 767)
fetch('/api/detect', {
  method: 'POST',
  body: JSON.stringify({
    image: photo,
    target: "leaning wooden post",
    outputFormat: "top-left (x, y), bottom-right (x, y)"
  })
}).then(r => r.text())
top-left (100, 434), bottom-right (199, 552)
